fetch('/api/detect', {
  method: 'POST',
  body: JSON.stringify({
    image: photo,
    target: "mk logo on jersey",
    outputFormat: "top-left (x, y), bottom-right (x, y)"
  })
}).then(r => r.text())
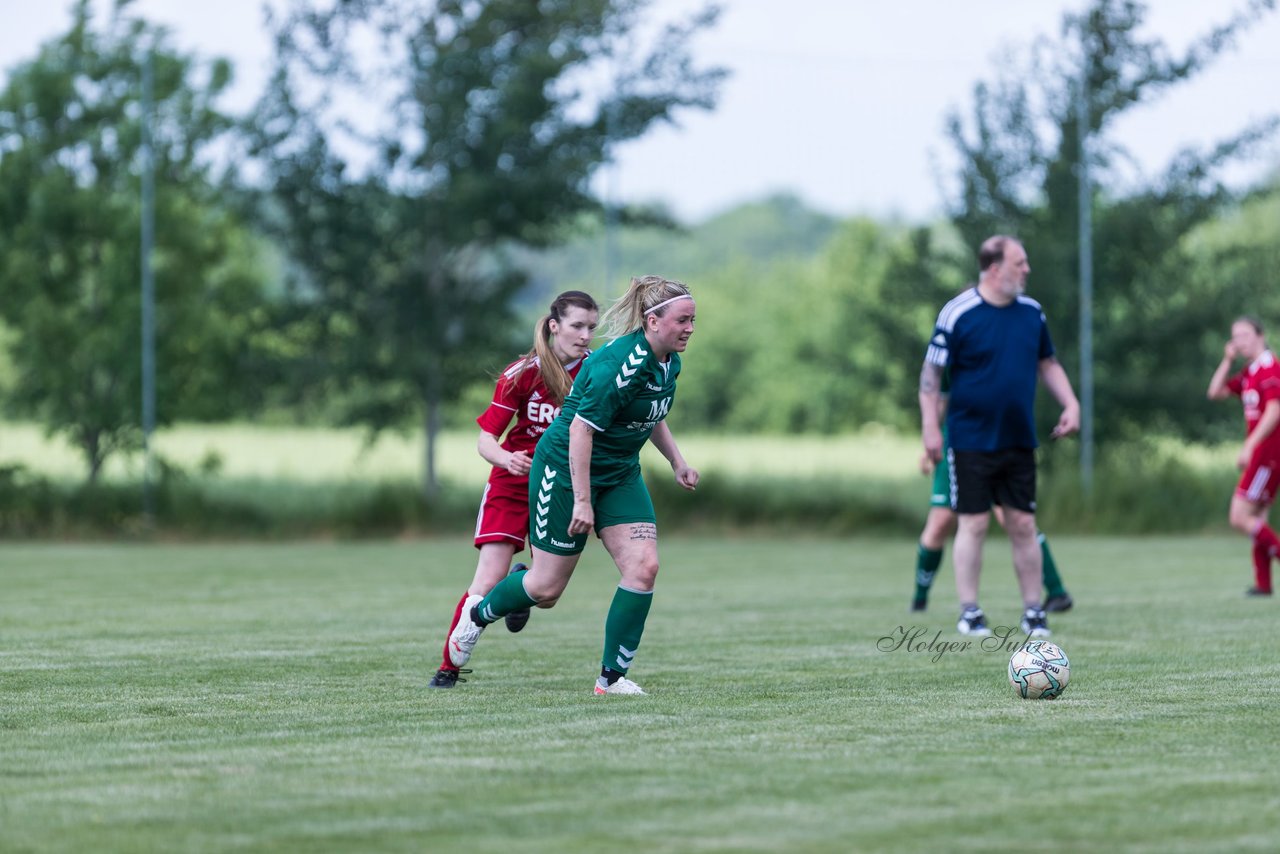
top-left (615, 344), bottom-right (649, 389)
top-left (534, 465), bottom-right (556, 541)
top-left (647, 397), bottom-right (671, 422)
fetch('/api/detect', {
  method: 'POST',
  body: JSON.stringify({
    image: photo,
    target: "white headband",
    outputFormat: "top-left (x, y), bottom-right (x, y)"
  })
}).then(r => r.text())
top-left (643, 294), bottom-right (694, 315)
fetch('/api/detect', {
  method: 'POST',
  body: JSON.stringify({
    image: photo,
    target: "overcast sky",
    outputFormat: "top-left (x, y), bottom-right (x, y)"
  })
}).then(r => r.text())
top-left (3, 0), bottom-right (1278, 223)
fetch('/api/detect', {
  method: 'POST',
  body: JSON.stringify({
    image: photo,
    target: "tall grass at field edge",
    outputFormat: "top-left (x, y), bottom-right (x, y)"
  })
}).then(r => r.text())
top-left (1037, 442), bottom-right (1232, 534)
top-left (0, 464), bottom-right (479, 539)
top-left (0, 445), bottom-right (1241, 538)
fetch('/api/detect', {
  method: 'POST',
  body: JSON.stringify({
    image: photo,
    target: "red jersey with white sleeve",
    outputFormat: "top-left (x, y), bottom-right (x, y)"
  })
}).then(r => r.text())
top-left (477, 354), bottom-right (586, 456)
top-left (1227, 350), bottom-right (1280, 461)
top-left (471, 353), bottom-right (586, 550)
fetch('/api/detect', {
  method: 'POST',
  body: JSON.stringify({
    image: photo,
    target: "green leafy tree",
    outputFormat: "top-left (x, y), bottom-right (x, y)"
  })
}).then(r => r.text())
top-left (835, 223), bottom-right (970, 427)
top-left (943, 0), bottom-right (1278, 443)
top-left (0, 0), bottom-right (273, 480)
top-left (668, 217), bottom-right (908, 434)
top-left (249, 0), bottom-right (725, 496)
top-left (519, 197), bottom-right (955, 435)
top-left (250, 0), bottom-right (727, 496)
top-left (1183, 176), bottom-right (1280, 442)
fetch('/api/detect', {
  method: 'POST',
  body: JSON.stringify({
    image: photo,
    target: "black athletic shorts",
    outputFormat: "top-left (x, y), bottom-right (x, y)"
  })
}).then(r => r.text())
top-left (948, 448), bottom-right (1037, 514)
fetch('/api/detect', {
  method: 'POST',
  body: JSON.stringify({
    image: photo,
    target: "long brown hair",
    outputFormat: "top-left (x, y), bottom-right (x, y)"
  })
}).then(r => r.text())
top-left (598, 275), bottom-right (692, 341)
top-left (507, 290), bottom-right (599, 404)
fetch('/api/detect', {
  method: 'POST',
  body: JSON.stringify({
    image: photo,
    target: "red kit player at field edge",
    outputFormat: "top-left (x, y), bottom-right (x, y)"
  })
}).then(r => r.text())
top-left (428, 291), bottom-right (600, 689)
top-left (1207, 316), bottom-right (1280, 597)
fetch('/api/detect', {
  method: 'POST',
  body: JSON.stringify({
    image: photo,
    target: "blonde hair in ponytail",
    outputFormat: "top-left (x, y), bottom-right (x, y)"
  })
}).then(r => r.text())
top-left (598, 275), bottom-right (692, 341)
top-left (508, 290), bottom-right (599, 405)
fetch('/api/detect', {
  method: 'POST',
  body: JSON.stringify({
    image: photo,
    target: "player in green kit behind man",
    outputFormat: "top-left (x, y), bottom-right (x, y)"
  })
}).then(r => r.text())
top-left (447, 276), bottom-right (700, 695)
top-left (911, 447), bottom-right (1073, 613)
top-left (911, 370), bottom-right (1072, 614)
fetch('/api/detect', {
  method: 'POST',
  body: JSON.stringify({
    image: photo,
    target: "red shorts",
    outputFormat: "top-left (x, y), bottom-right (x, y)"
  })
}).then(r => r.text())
top-left (473, 472), bottom-right (529, 551)
top-left (1236, 456), bottom-right (1280, 507)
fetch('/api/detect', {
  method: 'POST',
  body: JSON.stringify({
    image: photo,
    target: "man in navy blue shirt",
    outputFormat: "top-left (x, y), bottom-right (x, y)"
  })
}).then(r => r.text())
top-left (919, 235), bottom-right (1080, 638)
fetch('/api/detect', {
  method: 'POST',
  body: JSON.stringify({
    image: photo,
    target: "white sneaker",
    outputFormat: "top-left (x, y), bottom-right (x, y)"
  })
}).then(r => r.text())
top-left (1019, 607), bottom-right (1052, 639)
top-left (957, 607), bottom-right (993, 637)
top-left (594, 676), bottom-right (647, 696)
top-left (447, 594), bottom-right (486, 667)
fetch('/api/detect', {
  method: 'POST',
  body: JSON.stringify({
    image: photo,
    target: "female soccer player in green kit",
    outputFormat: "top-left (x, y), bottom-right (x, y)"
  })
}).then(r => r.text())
top-left (447, 276), bottom-right (700, 695)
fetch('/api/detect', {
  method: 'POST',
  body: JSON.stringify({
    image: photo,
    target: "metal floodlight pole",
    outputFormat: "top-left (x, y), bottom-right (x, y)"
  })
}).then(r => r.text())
top-left (603, 99), bottom-right (618, 292)
top-left (141, 47), bottom-right (157, 520)
top-left (1077, 58), bottom-right (1094, 497)
top-left (604, 158), bottom-right (617, 291)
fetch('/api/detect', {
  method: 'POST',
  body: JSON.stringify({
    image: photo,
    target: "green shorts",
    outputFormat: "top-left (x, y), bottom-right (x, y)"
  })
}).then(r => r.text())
top-left (528, 458), bottom-right (656, 556)
top-left (930, 452), bottom-right (952, 508)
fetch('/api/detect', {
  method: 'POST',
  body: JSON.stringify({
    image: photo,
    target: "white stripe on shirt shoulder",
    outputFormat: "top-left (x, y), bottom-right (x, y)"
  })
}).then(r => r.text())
top-left (1015, 295), bottom-right (1044, 311)
top-left (936, 288), bottom-right (982, 333)
top-left (502, 355), bottom-right (540, 380)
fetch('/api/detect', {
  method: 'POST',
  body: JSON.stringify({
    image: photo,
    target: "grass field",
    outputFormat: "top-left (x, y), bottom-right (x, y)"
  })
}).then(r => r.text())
top-left (3, 535), bottom-right (1278, 852)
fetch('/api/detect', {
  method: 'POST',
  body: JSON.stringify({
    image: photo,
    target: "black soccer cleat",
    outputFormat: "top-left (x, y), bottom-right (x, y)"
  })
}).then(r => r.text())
top-left (504, 562), bottom-right (532, 633)
top-left (1042, 593), bottom-right (1074, 613)
top-left (910, 598), bottom-right (928, 613)
top-left (1245, 586), bottom-right (1273, 597)
top-left (427, 667), bottom-right (470, 689)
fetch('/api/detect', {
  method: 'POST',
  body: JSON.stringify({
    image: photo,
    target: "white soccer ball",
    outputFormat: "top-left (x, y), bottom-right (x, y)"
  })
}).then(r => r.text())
top-left (1008, 641), bottom-right (1070, 700)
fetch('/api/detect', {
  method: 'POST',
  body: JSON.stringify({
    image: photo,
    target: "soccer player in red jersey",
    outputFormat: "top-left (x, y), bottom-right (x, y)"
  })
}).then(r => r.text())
top-left (428, 291), bottom-right (599, 688)
top-left (1207, 316), bottom-right (1280, 597)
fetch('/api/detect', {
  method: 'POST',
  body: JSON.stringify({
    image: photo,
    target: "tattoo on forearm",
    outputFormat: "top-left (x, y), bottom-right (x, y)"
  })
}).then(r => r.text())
top-left (629, 523), bottom-right (657, 541)
top-left (919, 363), bottom-right (940, 394)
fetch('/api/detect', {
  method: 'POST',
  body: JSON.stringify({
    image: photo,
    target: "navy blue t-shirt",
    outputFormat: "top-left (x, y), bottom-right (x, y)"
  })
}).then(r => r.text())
top-left (925, 287), bottom-right (1054, 452)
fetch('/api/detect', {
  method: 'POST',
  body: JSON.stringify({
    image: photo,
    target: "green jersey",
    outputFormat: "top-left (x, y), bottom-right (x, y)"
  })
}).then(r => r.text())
top-left (538, 329), bottom-right (680, 487)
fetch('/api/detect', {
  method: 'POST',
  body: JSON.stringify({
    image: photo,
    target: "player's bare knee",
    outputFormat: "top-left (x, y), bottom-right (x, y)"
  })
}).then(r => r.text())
top-left (921, 511), bottom-right (956, 548)
top-left (622, 558), bottom-right (659, 591)
top-left (1228, 510), bottom-right (1254, 533)
top-left (958, 514), bottom-right (990, 537)
top-left (1005, 516), bottom-right (1038, 542)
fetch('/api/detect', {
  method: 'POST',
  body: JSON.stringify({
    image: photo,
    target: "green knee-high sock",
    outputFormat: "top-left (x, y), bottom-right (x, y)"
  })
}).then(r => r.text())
top-left (477, 569), bottom-right (537, 624)
top-left (1038, 532), bottom-right (1067, 598)
top-left (601, 585), bottom-right (653, 676)
top-left (914, 545), bottom-right (944, 604)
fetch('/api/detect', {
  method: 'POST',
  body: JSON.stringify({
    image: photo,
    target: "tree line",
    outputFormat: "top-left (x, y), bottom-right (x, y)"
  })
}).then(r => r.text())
top-left (0, 0), bottom-right (1276, 494)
